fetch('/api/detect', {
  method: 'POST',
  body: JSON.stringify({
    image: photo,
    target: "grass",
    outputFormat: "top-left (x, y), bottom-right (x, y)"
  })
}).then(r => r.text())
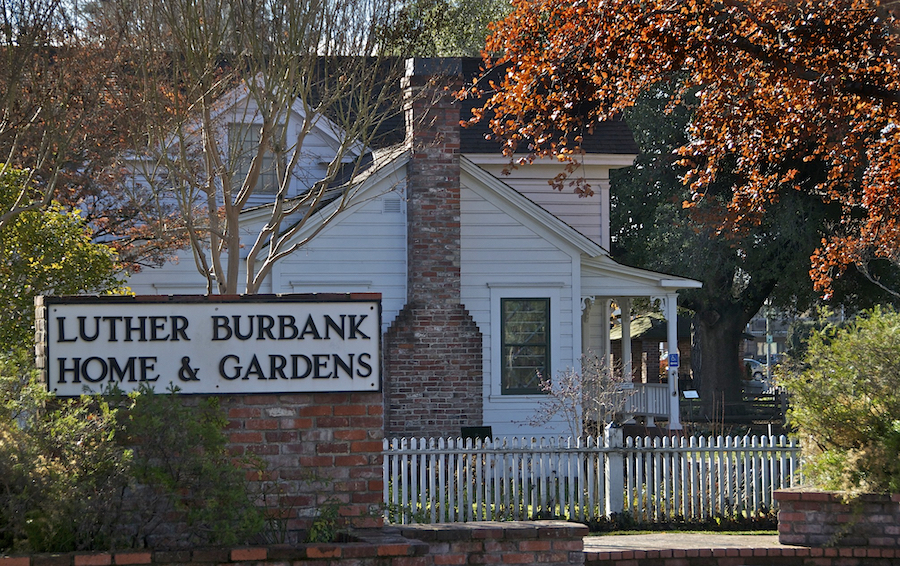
top-left (584, 510), bottom-right (778, 533)
top-left (589, 529), bottom-right (777, 536)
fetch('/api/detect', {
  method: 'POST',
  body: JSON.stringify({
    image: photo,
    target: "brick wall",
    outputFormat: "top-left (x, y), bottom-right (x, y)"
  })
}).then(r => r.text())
top-left (775, 489), bottom-right (900, 548)
top-left (383, 58), bottom-right (483, 438)
top-left (384, 307), bottom-right (482, 437)
top-left (221, 392), bottom-right (384, 539)
top-left (398, 521), bottom-right (587, 566)
top-left (643, 341), bottom-right (660, 383)
top-left (0, 522), bottom-right (585, 566)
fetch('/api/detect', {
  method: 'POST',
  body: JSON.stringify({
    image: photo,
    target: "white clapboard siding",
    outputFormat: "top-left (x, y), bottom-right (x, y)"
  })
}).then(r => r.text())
top-left (459, 183), bottom-right (579, 437)
top-left (465, 159), bottom-right (610, 246)
top-left (275, 193), bottom-right (408, 328)
top-left (383, 434), bottom-right (802, 525)
top-left (125, 191), bottom-right (409, 328)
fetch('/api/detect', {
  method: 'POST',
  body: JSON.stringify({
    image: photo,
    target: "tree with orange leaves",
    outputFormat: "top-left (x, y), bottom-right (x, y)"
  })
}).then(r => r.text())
top-left (473, 0), bottom-right (900, 299)
top-left (608, 84), bottom-right (890, 413)
top-left (469, 0), bottom-right (900, 414)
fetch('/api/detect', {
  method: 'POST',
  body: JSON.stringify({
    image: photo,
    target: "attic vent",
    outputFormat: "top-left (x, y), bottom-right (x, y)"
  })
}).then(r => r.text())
top-left (383, 196), bottom-right (402, 214)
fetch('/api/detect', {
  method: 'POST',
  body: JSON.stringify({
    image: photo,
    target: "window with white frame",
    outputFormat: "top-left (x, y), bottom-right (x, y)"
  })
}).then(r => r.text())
top-left (500, 297), bottom-right (550, 395)
top-left (228, 123), bottom-right (281, 194)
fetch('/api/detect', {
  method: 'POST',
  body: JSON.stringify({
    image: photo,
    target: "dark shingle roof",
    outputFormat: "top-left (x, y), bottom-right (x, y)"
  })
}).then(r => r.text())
top-left (456, 57), bottom-right (638, 155)
top-left (368, 57), bottom-right (638, 154)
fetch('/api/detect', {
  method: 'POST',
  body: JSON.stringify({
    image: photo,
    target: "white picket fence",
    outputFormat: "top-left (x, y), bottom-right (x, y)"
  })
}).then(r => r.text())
top-left (382, 431), bottom-right (802, 524)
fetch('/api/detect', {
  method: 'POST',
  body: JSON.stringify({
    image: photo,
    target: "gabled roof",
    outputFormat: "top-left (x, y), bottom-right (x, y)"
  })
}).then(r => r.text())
top-left (581, 254), bottom-right (702, 296)
top-left (371, 57), bottom-right (639, 154)
top-left (208, 81), bottom-right (366, 163)
top-left (610, 312), bottom-right (692, 341)
top-left (239, 144), bottom-right (410, 234)
top-left (238, 145), bottom-right (702, 297)
top-left (460, 155), bottom-right (607, 257)
top-left (461, 157), bottom-right (701, 293)
top-left (243, 150), bottom-right (607, 260)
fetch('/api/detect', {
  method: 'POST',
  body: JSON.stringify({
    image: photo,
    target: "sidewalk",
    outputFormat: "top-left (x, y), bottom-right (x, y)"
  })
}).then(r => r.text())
top-left (584, 532), bottom-right (783, 552)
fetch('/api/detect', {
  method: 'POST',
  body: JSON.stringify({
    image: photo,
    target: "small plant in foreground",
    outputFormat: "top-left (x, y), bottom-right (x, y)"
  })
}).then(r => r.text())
top-left (305, 498), bottom-right (341, 544)
top-left (526, 353), bottom-right (634, 438)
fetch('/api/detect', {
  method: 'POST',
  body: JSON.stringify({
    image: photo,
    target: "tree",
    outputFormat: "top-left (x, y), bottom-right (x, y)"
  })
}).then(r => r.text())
top-left (0, 168), bottom-right (123, 348)
top-left (379, 0), bottom-right (511, 57)
top-left (469, 0), bottom-right (900, 298)
top-left (525, 354), bottom-right (633, 438)
top-left (0, 0), bottom-right (188, 271)
top-left (0, 0), bottom-right (99, 225)
top-left (610, 86), bottom-right (855, 413)
top-left (100, 0), bottom-right (409, 294)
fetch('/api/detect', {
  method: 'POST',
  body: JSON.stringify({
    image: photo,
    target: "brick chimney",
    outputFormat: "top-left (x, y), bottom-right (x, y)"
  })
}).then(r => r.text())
top-left (383, 59), bottom-right (483, 438)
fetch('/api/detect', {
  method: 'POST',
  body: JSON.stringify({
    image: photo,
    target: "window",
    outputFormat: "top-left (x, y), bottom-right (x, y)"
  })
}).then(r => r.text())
top-left (500, 298), bottom-right (550, 395)
top-left (229, 123), bottom-right (281, 194)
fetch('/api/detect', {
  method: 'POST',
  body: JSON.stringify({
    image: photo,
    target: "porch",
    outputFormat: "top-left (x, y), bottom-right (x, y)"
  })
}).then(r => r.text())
top-left (580, 255), bottom-right (702, 429)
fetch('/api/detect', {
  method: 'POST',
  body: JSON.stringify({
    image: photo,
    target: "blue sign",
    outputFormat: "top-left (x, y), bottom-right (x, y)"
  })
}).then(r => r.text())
top-left (668, 353), bottom-right (680, 368)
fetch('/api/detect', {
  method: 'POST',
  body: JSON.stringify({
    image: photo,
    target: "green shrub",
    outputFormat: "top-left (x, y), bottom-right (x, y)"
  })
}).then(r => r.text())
top-left (0, 358), bottom-right (133, 552)
top-left (305, 498), bottom-right (340, 544)
top-left (116, 385), bottom-right (266, 548)
top-left (0, 362), bottom-right (267, 552)
top-left (781, 306), bottom-right (900, 494)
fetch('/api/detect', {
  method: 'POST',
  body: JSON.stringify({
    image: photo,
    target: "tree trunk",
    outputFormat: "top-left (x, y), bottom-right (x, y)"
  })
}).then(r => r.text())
top-left (691, 306), bottom-right (747, 420)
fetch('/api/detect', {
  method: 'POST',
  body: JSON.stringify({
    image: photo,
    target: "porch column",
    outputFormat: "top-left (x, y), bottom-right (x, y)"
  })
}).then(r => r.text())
top-left (600, 299), bottom-right (612, 368)
top-left (620, 298), bottom-right (632, 381)
top-left (584, 297), bottom-right (616, 376)
top-left (585, 297), bottom-right (610, 359)
top-left (663, 292), bottom-right (682, 430)
top-left (581, 297), bottom-right (594, 357)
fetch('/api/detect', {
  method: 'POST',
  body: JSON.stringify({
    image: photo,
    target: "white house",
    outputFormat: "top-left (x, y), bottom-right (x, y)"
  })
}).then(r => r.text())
top-left (125, 58), bottom-right (701, 438)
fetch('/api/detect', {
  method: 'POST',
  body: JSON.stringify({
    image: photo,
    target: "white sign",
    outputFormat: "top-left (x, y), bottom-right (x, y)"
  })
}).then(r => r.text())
top-left (37, 295), bottom-right (381, 396)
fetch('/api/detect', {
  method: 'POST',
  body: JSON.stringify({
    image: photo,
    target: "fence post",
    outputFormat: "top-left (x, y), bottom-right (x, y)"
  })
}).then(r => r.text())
top-left (604, 423), bottom-right (624, 517)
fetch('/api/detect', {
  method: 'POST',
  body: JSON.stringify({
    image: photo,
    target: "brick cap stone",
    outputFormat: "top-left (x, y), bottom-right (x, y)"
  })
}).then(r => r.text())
top-left (775, 488), bottom-right (900, 503)
top-left (397, 520), bottom-right (588, 542)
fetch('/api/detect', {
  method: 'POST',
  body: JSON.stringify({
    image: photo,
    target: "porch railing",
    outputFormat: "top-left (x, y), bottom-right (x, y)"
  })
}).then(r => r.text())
top-left (623, 383), bottom-right (669, 419)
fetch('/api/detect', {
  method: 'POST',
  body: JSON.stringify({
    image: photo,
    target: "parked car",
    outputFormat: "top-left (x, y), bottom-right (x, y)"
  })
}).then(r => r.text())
top-left (744, 358), bottom-right (767, 380)
top-left (743, 358), bottom-right (774, 394)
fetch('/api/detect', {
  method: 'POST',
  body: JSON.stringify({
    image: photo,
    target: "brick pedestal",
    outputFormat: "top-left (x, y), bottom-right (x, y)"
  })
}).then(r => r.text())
top-left (775, 489), bottom-right (900, 547)
top-left (223, 392), bottom-right (384, 538)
